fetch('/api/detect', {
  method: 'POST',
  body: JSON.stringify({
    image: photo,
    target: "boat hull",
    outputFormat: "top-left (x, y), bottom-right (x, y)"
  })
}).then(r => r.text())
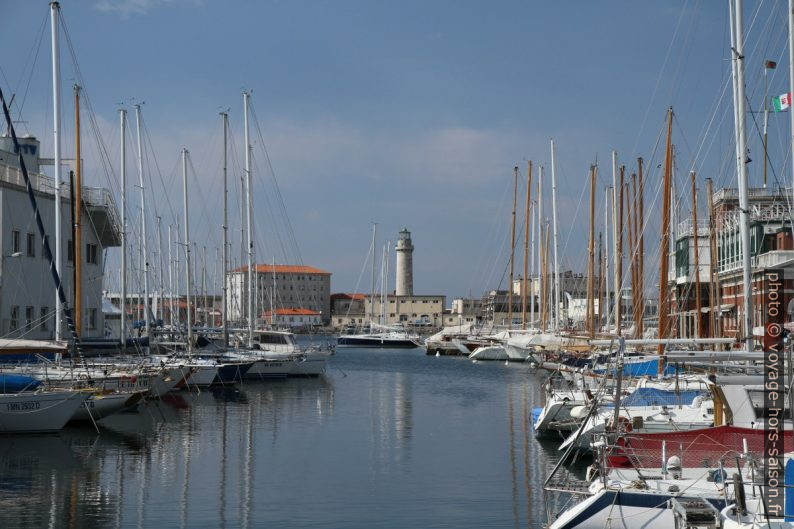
top-left (337, 336), bottom-right (418, 348)
top-left (0, 391), bottom-right (88, 433)
top-left (70, 391), bottom-right (144, 422)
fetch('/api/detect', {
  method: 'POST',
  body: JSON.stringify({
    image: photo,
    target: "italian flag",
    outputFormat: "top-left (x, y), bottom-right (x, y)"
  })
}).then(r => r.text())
top-left (773, 92), bottom-right (792, 112)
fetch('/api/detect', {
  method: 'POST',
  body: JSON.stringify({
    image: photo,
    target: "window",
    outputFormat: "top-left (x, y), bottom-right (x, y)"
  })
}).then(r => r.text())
top-left (40, 307), bottom-right (48, 331)
top-left (25, 306), bottom-right (33, 329)
top-left (67, 240), bottom-right (74, 263)
top-left (87, 308), bottom-right (97, 330)
top-left (11, 230), bottom-right (20, 254)
top-left (10, 306), bottom-right (19, 331)
top-left (26, 233), bottom-right (35, 257)
top-left (86, 243), bottom-right (98, 265)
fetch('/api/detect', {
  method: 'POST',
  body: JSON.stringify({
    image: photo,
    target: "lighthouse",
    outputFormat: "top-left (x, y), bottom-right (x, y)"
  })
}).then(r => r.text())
top-left (395, 228), bottom-right (414, 296)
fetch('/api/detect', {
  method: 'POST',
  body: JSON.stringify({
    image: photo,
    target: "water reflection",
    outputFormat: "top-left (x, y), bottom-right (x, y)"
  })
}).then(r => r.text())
top-left (0, 352), bottom-right (591, 529)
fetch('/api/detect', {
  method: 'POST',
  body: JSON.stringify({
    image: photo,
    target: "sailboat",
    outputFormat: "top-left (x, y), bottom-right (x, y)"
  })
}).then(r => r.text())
top-left (221, 92), bottom-right (331, 376)
top-left (337, 224), bottom-right (422, 349)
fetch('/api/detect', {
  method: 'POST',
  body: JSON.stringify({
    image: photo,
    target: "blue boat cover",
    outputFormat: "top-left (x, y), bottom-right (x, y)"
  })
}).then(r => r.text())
top-left (0, 374), bottom-right (41, 393)
top-left (620, 387), bottom-right (704, 407)
top-left (594, 358), bottom-right (677, 377)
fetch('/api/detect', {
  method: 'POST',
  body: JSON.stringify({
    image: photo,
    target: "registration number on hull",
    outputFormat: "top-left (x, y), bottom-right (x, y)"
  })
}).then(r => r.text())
top-left (6, 400), bottom-right (41, 411)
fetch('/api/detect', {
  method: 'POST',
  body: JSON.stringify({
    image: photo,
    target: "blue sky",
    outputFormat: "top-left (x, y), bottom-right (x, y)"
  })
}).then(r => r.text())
top-left (1, 1), bottom-right (790, 303)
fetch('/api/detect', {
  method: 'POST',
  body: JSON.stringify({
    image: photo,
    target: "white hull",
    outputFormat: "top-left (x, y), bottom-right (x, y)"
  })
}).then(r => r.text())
top-left (71, 391), bottom-right (144, 422)
top-left (0, 391), bottom-right (88, 433)
top-left (291, 350), bottom-right (331, 376)
top-left (147, 367), bottom-right (186, 397)
top-left (468, 345), bottom-right (508, 360)
top-left (184, 364), bottom-right (220, 387)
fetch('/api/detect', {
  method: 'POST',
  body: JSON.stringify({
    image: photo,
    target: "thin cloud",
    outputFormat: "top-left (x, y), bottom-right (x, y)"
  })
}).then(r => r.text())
top-left (94, 0), bottom-right (202, 18)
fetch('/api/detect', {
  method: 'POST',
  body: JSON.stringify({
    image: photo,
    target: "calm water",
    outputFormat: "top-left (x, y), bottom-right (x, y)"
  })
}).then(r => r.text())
top-left (0, 344), bottom-right (578, 529)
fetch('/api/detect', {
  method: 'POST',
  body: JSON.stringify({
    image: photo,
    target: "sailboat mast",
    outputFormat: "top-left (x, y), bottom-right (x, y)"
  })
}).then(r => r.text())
top-left (73, 85), bottom-right (82, 337)
top-left (157, 216), bottom-right (163, 322)
top-left (243, 91), bottom-right (255, 347)
top-left (168, 225), bottom-right (173, 329)
top-left (369, 223), bottom-right (376, 324)
top-left (729, 0), bottom-right (753, 352)
top-left (221, 112), bottom-right (229, 347)
top-left (626, 179), bottom-right (635, 337)
top-left (508, 166), bottom-right (518, 328)
top-left (706, 178), bottom-right (721, 343)
top-left (537, 166), bottom-right (544, 328)
top-left (611, 151), bottom-right (619, 331)
top-left (119, 109), bottom-right (127, 346)
top-left (658, 108), bottom-right (674, 359)
top-left (691, 171), bottom-right (702, 339)
top-left (50, 1), bottom-right (63, 341)
top-left (182, 148), bottom-right (193, 354)
top-left (530, 196), bottom-right (535, 328)
top-left (522, 161), bottom-right (532, 330)
top-left (634, 158), bottom-right (645, 337)
top-left (543, 219), bottom-right (552, 332)
top-left (133, 105), bottom-right (150, 334)
top-left (586, 165), bottom-right (596, 338)
top-left (603, 187), bottom-right (610, 333)
top-left (551, 140), bottom-right (561, 331)
top-left (616, 166), bottom-right (625, 335)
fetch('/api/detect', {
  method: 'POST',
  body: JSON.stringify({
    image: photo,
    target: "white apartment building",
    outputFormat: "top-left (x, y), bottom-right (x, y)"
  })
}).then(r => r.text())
top-left (226, 264), bottom-right (331, 324)
top-left (0, 135), bottom-right (121, 339)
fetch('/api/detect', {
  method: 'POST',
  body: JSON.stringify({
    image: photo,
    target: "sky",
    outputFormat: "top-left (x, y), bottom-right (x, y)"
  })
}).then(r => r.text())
top-left (1, 0), bottom-right (791, 304)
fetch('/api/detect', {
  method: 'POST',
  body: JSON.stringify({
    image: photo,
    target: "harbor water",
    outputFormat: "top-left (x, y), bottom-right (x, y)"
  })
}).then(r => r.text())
top-left (0, 345), bottom-right (577, 529)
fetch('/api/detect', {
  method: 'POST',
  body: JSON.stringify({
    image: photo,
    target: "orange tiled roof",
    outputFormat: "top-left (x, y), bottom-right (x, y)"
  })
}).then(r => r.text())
top-left (262, 308), bottom-right (321, 317)
top-left (231, 264), bottom-right (330, 275)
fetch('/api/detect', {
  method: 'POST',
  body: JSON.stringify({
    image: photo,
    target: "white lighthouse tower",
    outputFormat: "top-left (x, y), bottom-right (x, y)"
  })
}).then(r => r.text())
top-left (395, 228), bottom-right (414, 296)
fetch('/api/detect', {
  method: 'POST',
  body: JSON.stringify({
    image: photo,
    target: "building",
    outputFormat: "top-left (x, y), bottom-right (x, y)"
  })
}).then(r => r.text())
top-left (0, 134), bottom-right (121, 339)
top-left (441, 297), bottom-right (484, 326)
top-left (226, 264), bottom-right (331, 325)
top-left (667, 186), bottom-right (794, 347)
top-left (330, 293), bottom-right (445, 329)
top-left (103, 292), bottom-right (223, 328)
top-left (261, 308), bottom-right (322, 328)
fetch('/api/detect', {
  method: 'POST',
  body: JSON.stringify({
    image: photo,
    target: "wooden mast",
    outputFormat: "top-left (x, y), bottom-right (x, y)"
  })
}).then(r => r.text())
top-left (632, 173), bottom-right (641, 336)
top-left (690, 171), bottom-right (702, 340)
top-left (637, 157), bottom-right (645, 337)
top-left (706, 177), bottom-right (722, 345)
top-left (625, 179), bottom-right (636, 338)
top-left (74, 85), bottom-right (82, 338)
top-left (522, 162), bottom-right (532, 330)
top-left (508, 166), bottom-right (518, 327)
top-left (586, 165), bottom-right (596, 338)
top-left (597, 232), bottom-right (603, 333)
top-left (658, 107), bottom-right (674, 361)
top-left (616, 166), bottom-right (625, 335)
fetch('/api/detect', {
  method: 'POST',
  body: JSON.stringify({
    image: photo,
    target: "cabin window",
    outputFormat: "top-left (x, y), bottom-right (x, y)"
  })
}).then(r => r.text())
top-left (11, 230), bottom-right (20, 254)
top-left (10, 306), bottom-right (19, 331)
top-left (26, 233), bottom-right (35, 257)
top-left (87, 308), bottom-right (97, 330)
top-left (25, 306), bottom-right (33, 329)
top-left (40, 307), bottom-right (48, 331)
top-left (86, 243), bottom-right (98, 265)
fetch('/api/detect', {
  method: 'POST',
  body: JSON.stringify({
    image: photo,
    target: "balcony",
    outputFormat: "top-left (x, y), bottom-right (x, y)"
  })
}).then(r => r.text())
top-left (0, 163), bottom-right (121, 247)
